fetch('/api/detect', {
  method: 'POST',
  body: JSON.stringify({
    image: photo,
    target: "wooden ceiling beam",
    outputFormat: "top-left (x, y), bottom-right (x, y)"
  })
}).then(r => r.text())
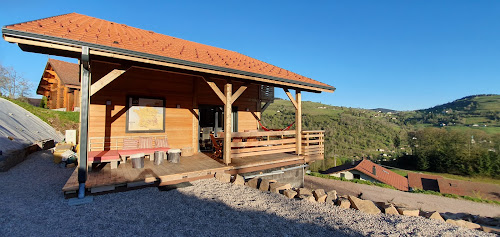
top-left (90, 68), bottom-right (128, 96)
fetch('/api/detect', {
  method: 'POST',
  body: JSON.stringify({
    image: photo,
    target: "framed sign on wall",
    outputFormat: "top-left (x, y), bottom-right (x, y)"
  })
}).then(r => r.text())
top-left (126, 96), bottom-right (165, 133)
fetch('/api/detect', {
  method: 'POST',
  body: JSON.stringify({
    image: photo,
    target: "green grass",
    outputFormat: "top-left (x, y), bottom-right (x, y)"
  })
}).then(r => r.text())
top-left (411, 188), bottom-right (500, 206)
top-left (389, 169), bottom-right (408, 177)
top-left (2, 96), bottom-right (79, 132)
top-left (308, 172), bottom-right (397, 190)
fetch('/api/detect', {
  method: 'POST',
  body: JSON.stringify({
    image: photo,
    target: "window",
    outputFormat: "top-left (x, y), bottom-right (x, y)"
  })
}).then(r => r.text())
top-left (353, 174), bottom-right (361, 180)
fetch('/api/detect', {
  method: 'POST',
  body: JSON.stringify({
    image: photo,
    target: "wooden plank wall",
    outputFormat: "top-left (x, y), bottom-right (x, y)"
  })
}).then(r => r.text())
top-left (89, 61), bottom-right (260, 151)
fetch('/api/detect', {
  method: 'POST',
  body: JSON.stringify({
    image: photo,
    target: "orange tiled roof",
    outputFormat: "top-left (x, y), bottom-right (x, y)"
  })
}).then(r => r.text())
top-left (4, 13), bottom-right (334, 91)
top-left (324, 159), bottom-right (409, 191)
top-left (48, 59), bottom-right (79, 87)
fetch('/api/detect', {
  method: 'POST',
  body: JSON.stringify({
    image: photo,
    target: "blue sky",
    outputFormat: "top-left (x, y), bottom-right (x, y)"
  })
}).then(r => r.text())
top-left (1, 1), bottom-right (499, 111)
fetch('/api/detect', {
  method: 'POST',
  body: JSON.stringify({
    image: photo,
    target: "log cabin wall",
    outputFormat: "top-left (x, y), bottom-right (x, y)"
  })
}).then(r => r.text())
top-left (89, 61), bottom-right (260, 151)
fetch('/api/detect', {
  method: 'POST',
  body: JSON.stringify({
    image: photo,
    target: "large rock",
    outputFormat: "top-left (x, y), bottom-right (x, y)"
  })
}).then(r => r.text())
top-left (325, 190), bottom-right (337, 204)
top-left (283, 189), bottom-right (297, 199)
top-left (422, 211), bottom-right (444, 222)
top-left (446, 219), bottom-right (481, 230)
top-left (396, 207), bottom-right (419, 217)
top-left (481, 225), bottom-right (500, 234)
top-left (297, 188), bottom-right (313, 196)
top-left (313, 189), bottom-right (327, 203)
top-left (337, 198), bottom-right (351, 209)
top-left (300, 195), bottom-right (316, 203)
top-left (259, 179), bottom-right (277, 192)
top-left (347, 195), bottom-right (381, 214)
top-left (270, 182), bottom-right (292, 194)
top-left (245, 178), bottom-right (260, 189)
top-left (215, 172), bottom-right (231, 183)
top-left (377, 203), bottom-right (399, 215)
top-left (232, 174), bottom-right (245, 185)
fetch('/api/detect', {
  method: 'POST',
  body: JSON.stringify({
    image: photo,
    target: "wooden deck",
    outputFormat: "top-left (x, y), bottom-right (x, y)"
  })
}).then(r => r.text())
top-left (63, 152), bottom-right (307, 195)
top-left (62, 153), bottom-right (229, 195)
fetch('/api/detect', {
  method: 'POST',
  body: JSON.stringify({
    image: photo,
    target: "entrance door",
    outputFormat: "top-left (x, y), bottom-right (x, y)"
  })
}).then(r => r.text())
top-left (199, 105), bottom-right (237, 151)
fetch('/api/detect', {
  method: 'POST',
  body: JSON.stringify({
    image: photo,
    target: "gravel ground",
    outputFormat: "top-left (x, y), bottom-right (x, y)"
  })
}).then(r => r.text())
top-left (0, 151), bottom-right (493, 236)
top-left (306, 175), bottom-right (500, 218)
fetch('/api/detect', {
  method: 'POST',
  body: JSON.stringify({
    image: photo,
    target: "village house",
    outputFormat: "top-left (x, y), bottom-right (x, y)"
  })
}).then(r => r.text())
top-left (322, 159), bottom-right (409, 191)
top-left (37, 58), bottom-right (80, 111)
top-left (2, 13), bottom-right (334, 197)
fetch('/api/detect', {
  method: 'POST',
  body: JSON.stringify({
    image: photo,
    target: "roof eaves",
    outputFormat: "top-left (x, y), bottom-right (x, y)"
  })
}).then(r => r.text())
top-left (2, 28), bottom-right (336, 92)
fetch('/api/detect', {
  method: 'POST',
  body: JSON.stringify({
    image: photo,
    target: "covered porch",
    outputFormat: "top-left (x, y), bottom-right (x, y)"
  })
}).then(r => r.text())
top-left (2, 13), bottom-right (335, 198)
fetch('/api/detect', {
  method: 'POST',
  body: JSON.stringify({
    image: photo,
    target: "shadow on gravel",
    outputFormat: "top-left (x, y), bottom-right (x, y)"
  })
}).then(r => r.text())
top-left (0, 150), bottom-right (363, 237)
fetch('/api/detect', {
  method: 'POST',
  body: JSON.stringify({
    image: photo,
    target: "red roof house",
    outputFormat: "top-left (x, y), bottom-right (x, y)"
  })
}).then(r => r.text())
top-left (324, 159), bottom-right (409, 191)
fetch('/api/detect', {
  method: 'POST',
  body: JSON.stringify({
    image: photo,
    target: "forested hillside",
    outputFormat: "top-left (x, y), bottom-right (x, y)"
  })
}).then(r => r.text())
top-left (262, 95), bottom-right (500, 178)
top-left (261, 99), bottom-right (407, 161)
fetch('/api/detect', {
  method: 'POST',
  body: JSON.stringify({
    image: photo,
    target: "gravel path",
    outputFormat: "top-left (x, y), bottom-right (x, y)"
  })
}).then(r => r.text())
top-left (305, 175), bottom-right (500, 218)
top-left (0, 151), bottom-right (492, 236)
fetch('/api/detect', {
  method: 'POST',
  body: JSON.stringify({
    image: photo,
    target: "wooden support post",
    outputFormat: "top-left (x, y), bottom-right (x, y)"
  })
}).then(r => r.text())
top-left (192, 78), bottom-right (199, 154)
top-left (223, 82), bottom-right (232, 165)
top-left (296, 90), bottom-right (302, 155)
top-left (78, 46), bottom-right (90, 186)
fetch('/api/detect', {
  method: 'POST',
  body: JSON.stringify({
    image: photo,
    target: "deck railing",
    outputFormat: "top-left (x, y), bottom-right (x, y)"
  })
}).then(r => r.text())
top-left (301, 130), bottom-right (325, 159)
top-left (230, 130), bottom-right (296, 158)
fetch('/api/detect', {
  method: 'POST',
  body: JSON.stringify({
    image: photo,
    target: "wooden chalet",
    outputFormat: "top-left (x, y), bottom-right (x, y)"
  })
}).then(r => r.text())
top-left (2, 13), bottom-right (335, 196)
top-left (37, 58), bottom-right (80, 111)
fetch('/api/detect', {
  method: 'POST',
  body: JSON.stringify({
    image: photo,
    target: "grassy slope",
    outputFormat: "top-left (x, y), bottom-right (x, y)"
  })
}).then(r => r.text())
top-left (3, 97), bottom-right (79, 132)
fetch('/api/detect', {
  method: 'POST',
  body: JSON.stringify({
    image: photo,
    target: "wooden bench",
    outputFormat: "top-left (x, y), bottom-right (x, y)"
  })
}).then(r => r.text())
top-left (88, 136), bottom-right (170, 170)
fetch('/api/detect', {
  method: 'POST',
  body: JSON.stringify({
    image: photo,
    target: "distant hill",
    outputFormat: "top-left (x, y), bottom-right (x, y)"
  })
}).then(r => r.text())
top-left (397, 94), bottom-right (500, 133)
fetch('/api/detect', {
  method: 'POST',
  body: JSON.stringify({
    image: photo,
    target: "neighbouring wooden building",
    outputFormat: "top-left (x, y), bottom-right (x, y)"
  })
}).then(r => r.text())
top-left (2, 13), bottom-right (335, 196)
top-left (37, 58), bottom-right (80, 111)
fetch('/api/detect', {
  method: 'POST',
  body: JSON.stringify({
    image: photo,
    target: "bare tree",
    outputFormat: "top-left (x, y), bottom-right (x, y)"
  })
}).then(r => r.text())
top-left (0, 63), bottom-right (33, 99)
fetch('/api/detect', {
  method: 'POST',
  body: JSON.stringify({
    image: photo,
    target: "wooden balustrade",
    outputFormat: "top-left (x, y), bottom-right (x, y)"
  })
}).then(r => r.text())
top-left (301, 130), bottom-right (325, 158)
top-left (230, 130), bottom-right (296, 158)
